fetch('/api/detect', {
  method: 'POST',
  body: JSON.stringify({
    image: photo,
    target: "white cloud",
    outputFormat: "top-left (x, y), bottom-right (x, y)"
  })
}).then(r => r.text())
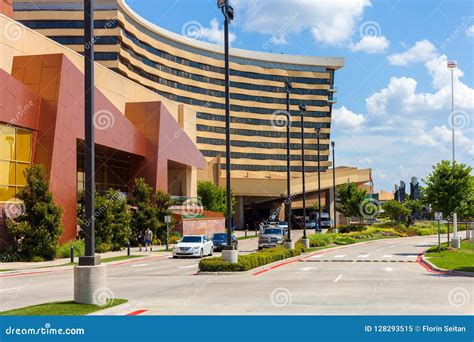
top-left (332, 106), bottom-right (366, 130)
top-left (349, 35), bottom-right (389, 53)
top-left (232, 0), bottom-right (371, 46)
top-left (387, 40), bottom-right (437, 65)
top-left (192, 18), bottom-right (236, 45)
top-left (467, 25), bottom-right (474, 37)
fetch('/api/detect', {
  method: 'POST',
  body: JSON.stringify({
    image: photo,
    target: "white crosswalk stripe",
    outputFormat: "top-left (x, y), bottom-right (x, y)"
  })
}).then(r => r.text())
top-left (382, 255), bottom-right (394, 258)
top-left (333, 255), bottom-right (346, 258)
top-left (357, 254), bottom-right (369, 258)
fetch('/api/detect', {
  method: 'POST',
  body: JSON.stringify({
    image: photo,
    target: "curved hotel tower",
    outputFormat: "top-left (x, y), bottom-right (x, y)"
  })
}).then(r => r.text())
top-left (4, 0), bottom-right (371, 232)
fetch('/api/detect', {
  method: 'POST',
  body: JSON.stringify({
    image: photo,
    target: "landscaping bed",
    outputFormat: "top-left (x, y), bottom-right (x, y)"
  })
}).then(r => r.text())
top-left (0, 299), bottom-right (128, 316)
top-left (425, 240), bottom-right (474, 272)
top-left (199, 243), bottom-right (305, 272)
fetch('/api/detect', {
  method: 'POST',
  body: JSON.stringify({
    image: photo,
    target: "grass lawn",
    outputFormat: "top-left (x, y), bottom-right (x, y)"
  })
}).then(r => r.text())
top-left (425, 240), bottom-right (474, 272)
top-left (0, 299), bottom-right (128, 316)
top-left (100, 255), bottom-right (144, 263)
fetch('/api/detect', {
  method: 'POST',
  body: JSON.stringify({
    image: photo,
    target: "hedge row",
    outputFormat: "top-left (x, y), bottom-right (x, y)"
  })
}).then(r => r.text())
top-left (199, 243), bottom-right (305, 272)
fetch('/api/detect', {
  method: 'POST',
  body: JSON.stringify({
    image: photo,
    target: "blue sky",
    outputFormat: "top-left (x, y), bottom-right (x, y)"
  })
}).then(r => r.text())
top-left (125, 0), bottom-right (474, 192)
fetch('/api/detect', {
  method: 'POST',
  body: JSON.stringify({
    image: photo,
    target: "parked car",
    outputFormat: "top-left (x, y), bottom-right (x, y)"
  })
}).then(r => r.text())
top-left (172, 235), bottom-right (213, 258)
top-left (318, 213), bottom-right (331, 229)
top-left (258, 227), bottom-right (285, 250)
top-left (211, 233), bottom-right (238, 251)
top-left (278, 221), bottom-right (289, 234)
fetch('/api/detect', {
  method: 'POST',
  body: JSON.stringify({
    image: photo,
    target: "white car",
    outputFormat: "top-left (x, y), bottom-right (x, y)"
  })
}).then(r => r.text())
top-left (172, 235), bottom-right (213, 258)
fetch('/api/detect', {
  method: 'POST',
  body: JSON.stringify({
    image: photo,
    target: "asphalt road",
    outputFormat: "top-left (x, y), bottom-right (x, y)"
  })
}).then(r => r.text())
top-left (0, 234), bottom-right (472, 315)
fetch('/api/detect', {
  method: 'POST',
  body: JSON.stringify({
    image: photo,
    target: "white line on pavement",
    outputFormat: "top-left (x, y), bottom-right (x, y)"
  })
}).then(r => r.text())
top-left (0, 287), bottom-right (23, 292)
top-left (383, 268), bottom-right (394, 272)
top-left (382, 255), bottom-right (394, 258)
top-left (311, 255), bottom-right (323, 258)
top-left (406, 255), bottom-right (417, 258)
top-left (131, 264), bottom-right (149, 267)
top-left (178, 264), bottom-right (198, 269)
top-left (299, 267), bottom-right (313, 271)
top-left (357, 254), bottom-right (369, 258)
top-left (334, 274), bottom-right (343, 282)
top-left (333, 255), bottom-right (346, 258)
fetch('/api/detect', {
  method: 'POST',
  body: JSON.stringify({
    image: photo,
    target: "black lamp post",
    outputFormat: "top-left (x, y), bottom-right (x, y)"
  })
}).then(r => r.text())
top-left (218, 0), bottom-right (235, 250)
top-left (299, 104), bottom-right (307, 239)
top-left (316, 127), bottom-right (322, 233)
top-left (331, 141), bottom-right (337, 231)
top-left (79, 0), bottom-right (99, 266)
top-left (285, 80), bottom-right (293, 242)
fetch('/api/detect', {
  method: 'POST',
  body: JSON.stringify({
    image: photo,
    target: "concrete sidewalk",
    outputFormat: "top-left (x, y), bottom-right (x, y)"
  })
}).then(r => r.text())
top-left (0, 245), bottom-right (170, 271)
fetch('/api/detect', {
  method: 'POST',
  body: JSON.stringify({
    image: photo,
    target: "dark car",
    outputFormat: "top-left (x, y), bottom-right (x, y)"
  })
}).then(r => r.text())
top-left (211, 233), bottom-right (238, 251)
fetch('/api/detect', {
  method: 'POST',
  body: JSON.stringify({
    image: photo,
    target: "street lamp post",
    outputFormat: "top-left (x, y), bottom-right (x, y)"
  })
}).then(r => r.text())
top-left (299, 104), bottom-right (307, 240)
top-left (316, 127), bottom-right (322, 233)
top-left (218, 0), bottom-right (237, 263)
top-left (74, 0), bottom-right (106, 305)
top-left (331, 141), bottom-right (337, 233)
top-left (447, 60), bottom-right (460, 249)
top-left (285, 80), bottom-right (293, 245)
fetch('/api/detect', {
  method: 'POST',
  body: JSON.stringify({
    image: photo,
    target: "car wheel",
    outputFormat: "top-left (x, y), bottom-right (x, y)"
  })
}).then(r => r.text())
top-left (209, 248), bottom-right (213, 256)
top-left (200, 249), bottom-right (203, 258)
top-left (173, 255), bottom-right (178, 259)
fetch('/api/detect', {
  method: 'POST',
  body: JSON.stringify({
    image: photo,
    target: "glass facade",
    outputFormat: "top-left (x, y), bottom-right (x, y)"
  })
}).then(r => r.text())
top-left (0, 124), bottom-right (32, 202)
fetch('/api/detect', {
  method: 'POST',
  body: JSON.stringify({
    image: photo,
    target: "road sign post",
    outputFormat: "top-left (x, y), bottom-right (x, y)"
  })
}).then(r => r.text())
top-left (164, 215), bottom-right (171, 251)
top-left (434, 212), bottom-right (442, 253)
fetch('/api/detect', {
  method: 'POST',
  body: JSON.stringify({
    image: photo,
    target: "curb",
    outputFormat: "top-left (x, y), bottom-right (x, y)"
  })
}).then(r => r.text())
top-left (421, 255), bottom-right (474, 277)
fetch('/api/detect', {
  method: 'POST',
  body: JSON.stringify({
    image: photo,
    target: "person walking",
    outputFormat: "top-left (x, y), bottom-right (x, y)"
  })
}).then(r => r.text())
top-left (137, 230), bottom-right (144, 251)
top-left (144, 228), bottom-right (153, 252)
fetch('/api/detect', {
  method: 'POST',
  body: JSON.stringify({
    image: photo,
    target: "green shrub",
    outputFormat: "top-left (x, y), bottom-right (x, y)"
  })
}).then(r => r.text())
top-left (308, 233), bottom-right (334, 247)
top-left (56, 240), bottom-right (85, 258)
top-left (169, 236), bottom-right (180, 244)
top-left (199, 244), bottom-right (304, 272)
top-left (333, 235), bottom-right (356, 245)
top-left (338, 225), bottom-right (367, 233)
top-left (0, 245), bottom-right (22, 262)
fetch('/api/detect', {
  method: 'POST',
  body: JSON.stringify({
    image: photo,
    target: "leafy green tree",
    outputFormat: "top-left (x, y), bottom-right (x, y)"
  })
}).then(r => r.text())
top-left (423, 161), bottom-right (473, 220)
top-left (78, 189), bottom-right (132, 253)
top-left (336, 182), bottom-right (366, 223)
top-left (6, 164), bottom-right (63, 261)
top-left (129, 178), bottom-right (160, 244)
top-left (197, 181), bottom-right (235, 215)
top-left (382, 200), bottom-right (410, 225)
top-left (153, 189), bottom-right (174, 243)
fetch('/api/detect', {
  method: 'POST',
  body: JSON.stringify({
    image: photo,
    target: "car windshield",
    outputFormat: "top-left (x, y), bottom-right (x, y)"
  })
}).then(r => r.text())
top-left (181, 236), bottom-right (202, 243)
top-left (263, 228), bottom-right (283, 235)
top-left (212, 234), bottom-right (227, 240)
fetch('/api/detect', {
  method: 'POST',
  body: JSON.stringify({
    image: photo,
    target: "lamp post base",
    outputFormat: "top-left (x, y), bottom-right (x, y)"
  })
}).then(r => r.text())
top-left (74, 264), bottom-right (107, 305)
top-left (451, 236), bottom-right (461, 249)
top-left (222, 249), bottom-right (238, 263)
top-left (284, 241), bottom-right (295, 250)
top-left (301, 238), bottom-right (310, 249)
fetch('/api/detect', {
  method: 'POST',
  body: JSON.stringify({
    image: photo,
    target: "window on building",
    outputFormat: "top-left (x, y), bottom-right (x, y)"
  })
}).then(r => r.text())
top-left (0, 125), bottom-right (32, 202)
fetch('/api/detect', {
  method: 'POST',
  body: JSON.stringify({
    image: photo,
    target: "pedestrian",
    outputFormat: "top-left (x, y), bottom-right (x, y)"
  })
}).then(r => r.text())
top-left (137, 230), bottom-right (143, 251)
top-left (144, 228), bottom-right (153, 252)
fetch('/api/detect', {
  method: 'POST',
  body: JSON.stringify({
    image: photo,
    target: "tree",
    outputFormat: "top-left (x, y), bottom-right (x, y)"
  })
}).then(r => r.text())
top-left (78, 189), bottom-right (132, 253)
top-left (382, 200), bottom-right (410, 225)
top-left (6, 164), bottom-right (63, 261)
top-left (423, 161), bottom-right (473, 220)
top-left (153, 189), bottom-right (174, 243)
top-left (197, 181), bottom-right (235, 215)
top-left (129, 178), bottom-right (160, 244)
top-left (336, 182), bottom-right (366, 223)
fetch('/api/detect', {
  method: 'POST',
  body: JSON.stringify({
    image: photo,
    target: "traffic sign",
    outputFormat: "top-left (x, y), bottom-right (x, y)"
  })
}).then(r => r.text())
top-left (434, 212), bottom-right (443, 221)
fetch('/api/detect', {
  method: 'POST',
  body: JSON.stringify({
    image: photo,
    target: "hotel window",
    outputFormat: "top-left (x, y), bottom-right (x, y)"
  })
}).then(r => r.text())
top-left (0, 125), bottom-right (32, 202)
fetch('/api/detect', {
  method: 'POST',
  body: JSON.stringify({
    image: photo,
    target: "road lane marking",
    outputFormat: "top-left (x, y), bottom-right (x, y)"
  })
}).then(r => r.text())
top-left (311, 255), bottom-right (323, 258)
top-left (0, 287), bottom-right (24, 292)
top-left (333, 255), bottom-right (346, 258)
top-left (382, 255), bottom-right (394, 258)
top-left (131, 264), bottom-right (149, 267)
top-left (357, 254), bottom-right (369, 258)
top-left (300, 267), bottom-right (313, 271)
top-left (406, 255), bottom-right (417, 258)
top-left (178, 264), bottom-right (198, 269)
top-left (334, 274), bottom-right (343, 282)
top-left (383, 267), bottom-right (394, 272)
